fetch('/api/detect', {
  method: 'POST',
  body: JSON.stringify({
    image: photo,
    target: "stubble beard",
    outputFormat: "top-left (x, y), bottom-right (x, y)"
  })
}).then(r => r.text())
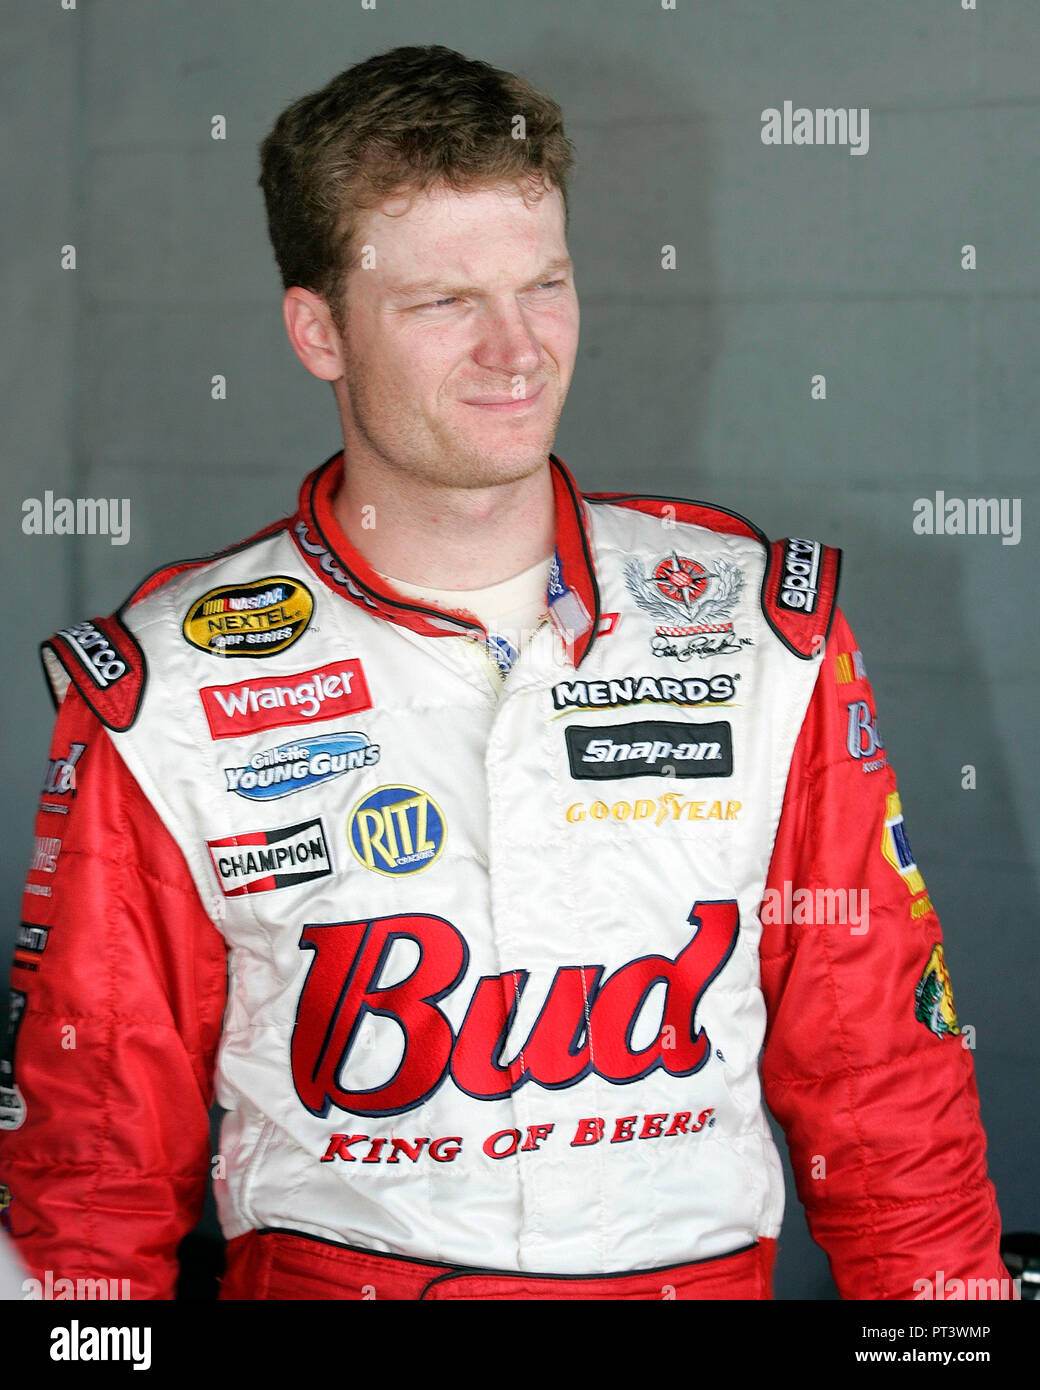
top-left (341, 341), bottom-right (564, 493)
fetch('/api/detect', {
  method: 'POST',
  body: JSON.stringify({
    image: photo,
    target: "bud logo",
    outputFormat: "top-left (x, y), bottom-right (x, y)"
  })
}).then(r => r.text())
top-left (207, 818), bottom-right (333, 896)
top-left (348, 786), bottom-right (445, 875)
top-left (846, 699), bottom-right (885, 768)
top-left (290, 900), bottom-right (739, 1117)
top-left (41, 742), bottom-right (87, 797)
top-left (57, 621), bottom-right (127, 688)
top-left (199, 659), bottom-right (371, 740)
top-left (225, 731), bottom-right (380, 801)
top-left (777, 538), bottom-right (821, 613)
top-left (183, 576), bottom-right (313, 658)
top-left (566, 720), bottom-right (733, 781)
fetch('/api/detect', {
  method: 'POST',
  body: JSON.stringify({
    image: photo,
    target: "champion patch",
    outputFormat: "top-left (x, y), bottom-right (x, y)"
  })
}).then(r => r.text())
top-left (207, 818), bottom-right (333, 896)
top-left (0, 989), bottom-right (28, 1131)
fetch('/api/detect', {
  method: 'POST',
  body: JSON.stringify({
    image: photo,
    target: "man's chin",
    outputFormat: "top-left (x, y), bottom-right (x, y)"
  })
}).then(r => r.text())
top-left (434, 437), bottom-right (556, 491)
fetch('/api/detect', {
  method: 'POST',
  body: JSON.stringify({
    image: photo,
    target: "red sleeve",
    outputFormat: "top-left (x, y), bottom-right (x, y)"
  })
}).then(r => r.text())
top-left (0, 684), bottom-right (227, 1300)
top-left (759, 608), bottom-right (1009, 1300)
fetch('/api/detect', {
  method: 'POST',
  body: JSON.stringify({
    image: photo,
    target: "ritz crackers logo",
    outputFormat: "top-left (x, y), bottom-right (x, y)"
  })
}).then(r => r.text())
top-left (290, 900), bottom-right (739, 1118)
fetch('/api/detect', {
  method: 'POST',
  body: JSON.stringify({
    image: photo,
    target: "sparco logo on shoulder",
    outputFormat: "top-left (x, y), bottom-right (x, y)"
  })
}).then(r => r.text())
top-left (777, 538), bottom-right (821, 613)
top-left (57, 621), bottom-right (127, 688)
top-left (290, 900), bottom-right (739, 1117)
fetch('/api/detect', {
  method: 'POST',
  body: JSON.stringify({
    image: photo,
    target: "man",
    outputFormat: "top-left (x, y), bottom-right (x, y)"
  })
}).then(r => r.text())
top-left (0, 45), bottom-right (1008, 1300)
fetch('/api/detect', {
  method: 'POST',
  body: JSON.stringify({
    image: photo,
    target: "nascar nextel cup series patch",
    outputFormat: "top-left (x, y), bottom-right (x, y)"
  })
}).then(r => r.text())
top-left (182, 576), bottom-right (313, 659)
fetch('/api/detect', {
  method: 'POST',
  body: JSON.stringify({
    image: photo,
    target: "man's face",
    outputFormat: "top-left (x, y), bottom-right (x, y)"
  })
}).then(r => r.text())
top-left (329, 180), bottom-right (579, 491)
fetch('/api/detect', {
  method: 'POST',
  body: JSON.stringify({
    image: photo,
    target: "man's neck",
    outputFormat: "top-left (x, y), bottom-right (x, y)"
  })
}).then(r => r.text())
top-left (331, 453), bottom-right (556, 590)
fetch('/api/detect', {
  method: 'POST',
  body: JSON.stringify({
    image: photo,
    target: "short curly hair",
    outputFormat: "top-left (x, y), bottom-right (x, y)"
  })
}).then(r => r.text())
top-left (257, 45), bottom-right (577, 330)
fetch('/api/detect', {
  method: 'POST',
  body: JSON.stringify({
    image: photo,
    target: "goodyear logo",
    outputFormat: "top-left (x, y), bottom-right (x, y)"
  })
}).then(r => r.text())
top-left (183, 576), bottom-right (313, 658)
top-left (348, 785), bottom-right (445, 876)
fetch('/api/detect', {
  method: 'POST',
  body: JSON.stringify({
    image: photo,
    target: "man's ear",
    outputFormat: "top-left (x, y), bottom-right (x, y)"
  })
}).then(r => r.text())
top-left (282, 286), bottom-right (345, 382)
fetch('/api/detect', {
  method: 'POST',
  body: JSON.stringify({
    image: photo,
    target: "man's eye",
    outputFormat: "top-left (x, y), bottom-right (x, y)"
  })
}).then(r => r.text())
top-left (418, 281), bottom-right (563, 310)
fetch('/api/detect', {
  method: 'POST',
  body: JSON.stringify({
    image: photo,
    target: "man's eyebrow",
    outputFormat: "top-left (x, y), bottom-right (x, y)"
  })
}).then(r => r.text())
top-left (387, 258), bottom-right (574, 300)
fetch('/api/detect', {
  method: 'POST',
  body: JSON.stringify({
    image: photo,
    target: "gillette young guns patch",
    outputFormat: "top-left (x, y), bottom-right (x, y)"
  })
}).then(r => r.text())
top-left (183, 576), bottom-right (313, 658)
top-left (224, 732), bottom-right (381, 801)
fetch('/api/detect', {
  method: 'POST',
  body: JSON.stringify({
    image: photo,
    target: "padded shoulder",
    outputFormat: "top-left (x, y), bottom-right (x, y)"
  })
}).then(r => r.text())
top-left (39, 514), bottom-right (294, 730)
top-left (41, 615), bottom-right (146, 731)
top-left (585, 491), bottom-right (841, 660)
top-left (762, 537), bottom-right (841, 659)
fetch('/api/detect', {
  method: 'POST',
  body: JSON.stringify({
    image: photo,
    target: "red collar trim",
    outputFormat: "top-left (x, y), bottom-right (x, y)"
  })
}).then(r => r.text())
top-left (289, 452), bottom-right (601, 665)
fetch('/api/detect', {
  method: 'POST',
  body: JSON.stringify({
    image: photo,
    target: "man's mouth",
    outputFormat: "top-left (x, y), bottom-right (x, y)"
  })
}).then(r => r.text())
top-left (462, 382), bottom-right (546, 411)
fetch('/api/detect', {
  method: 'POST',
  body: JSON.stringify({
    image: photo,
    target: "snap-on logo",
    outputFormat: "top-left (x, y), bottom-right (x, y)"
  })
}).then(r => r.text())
top-left (565, 720), bottom-right (733, 781)
top-left (199, 660), bottom-right (372, 740)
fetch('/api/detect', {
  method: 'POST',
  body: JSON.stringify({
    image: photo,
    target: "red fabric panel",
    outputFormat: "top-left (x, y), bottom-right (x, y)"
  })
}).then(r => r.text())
top-left (759, 608), bottom-right (1009, 1300)
top-left (220, 1229), bottom-right (776, 1301)
top-left (1, 686), bottom-right (227, 1300)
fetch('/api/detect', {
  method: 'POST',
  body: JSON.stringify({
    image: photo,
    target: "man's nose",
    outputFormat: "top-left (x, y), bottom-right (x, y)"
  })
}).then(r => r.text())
top-left (473, 299), bottom-right (543, 379)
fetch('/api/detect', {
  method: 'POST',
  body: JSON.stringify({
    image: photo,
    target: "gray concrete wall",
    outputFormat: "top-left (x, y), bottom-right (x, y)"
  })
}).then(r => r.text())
top-left (3, 1), bottom-right (1036, 1299)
